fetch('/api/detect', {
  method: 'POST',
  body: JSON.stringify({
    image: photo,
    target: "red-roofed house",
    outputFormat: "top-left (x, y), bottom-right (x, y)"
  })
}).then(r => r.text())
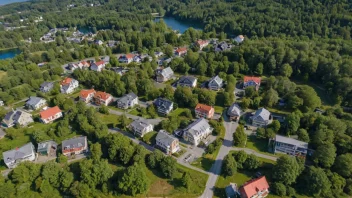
top-left (243, 76), bottom-right (261, 91)
top-left (195, 103), bottom-right (215, 119)
top-left (239, 176), bottom-right (269, 198)
top-left (78, 61), bottom-right (90, 69)
top-left (119, 54), bottom-right (134, 64)
top-left (79, 89), bottom-right (96, 103)
top-left (175, 47), bottom-right (187, 56)
top-left (60, 77), bottom-right (79, 94)
top-left (40, 106), bottom-right (63, 124)
top-left (94, 91), bottom-right (113, 106)
top-left (195, 40), bottom-right (209, 50)
top-left (90, 61), bottom-right (106, 72)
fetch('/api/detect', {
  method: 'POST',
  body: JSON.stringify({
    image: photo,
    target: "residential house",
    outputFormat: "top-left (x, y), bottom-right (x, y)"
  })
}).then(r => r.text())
top-left (225, 183), bottom-right (238, 198)
top-left (25, 96), bottom-right (46, 110)
top-left (195, 39), bottom-right (209, 50)
top-left (107, 40), bottom-right (118, 47)
top-left (40, 82), bottom-right (54, 93)
top-left (208, 75), bottom-right (224, 91)
top-left (227, 103), bottom-right (242, 121)
top-left (234, 35), bottom-right (245, 44)
top-left (0, 128), bottom-right (6, 139)
top-left (156, 67), bottom-right (174, 83)
top-left (3, 142), bottom-right (36, 168)
top-left (154, 98), bottom-right (174, 115)
top-left (129, 119), bottom-right (153, 137)
top-left (67, 63), bottom-right (80, 71)
top-left (154, 51), bottom-right (164, 58)
top-left (195, 103), bottom-right (215, 119)
top-left (175, 47), bottom-right (187, 56)
top-left (37, 140), bottom-right (57, 156)
top-left (183, 118), bottom-right (213, 146)
top-left (214, 41), bottom-right (233, 52)
top-left (94, 40), bottom-right (103, 45)
top-left (272, 135), bottom-right (308, 157)
top-left (133, 55), bottom-right (142, 63)
top-left (79, 89), bottom-right (96, 103)
top-left (62, 136), bottom-right (88, 156)
top-left (0, 100), bottom-right (4, 106)
top-left (60, 77), bottom-right (79, 94)
top-left (239, 176), bottom-right (269, 198)
top-left (243, 76), bottom-right (261, 91)
top-left (90, 61), bottom-right (106, 72)
top-left (119, 54), bottom-right (134, 63)
top-left (156, 130), bottom-right (180, 155)
top-left (40, 106), bottom-right (63, 124)
top-left (250, 108), bottom-right (272, 127)
top-left (116, 92), bottom-right (138, 109)
top-left (94, 91), bottom-right (113, 106)
top-left (1, 110), bottom-right (34, 128)
top-left (112, 67), bottom-right (129, 76)
top-left (78, 61), bottom-right (90, 69)
top-left (177, 76), bottom-right (197, 88)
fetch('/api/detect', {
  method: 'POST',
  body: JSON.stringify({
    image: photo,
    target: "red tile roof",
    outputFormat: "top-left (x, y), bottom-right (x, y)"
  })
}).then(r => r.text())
top-left (238, 35), bottom-right (244, 39)
top-left (60, 78), bottom-right (72, 86)
top-left (95, 61), bottom-right (105, 66)
top-left (195, 103), bottom-right (214, 113)
top-left (40, 106), bottom-right (62, 120)
top-left (197, 40), bottom-right (208, 46)
top-left (176, 47), bottom-right (187, 53)
top-left (244, 76), bottom-right (261, 84)
top-left (94, 91), bottom-right (112, 101)
top-left (80, 61), bottom-right (90, 66)
top-left (126, 54), bottom-right (134, 59)
top-left (239, 176), bottom-right (269, 198)
top-left (80, 89), bottom-right (96, 99)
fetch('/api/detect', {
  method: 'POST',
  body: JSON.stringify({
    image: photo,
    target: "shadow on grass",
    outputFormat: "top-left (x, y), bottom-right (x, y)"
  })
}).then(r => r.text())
top-left (192, 157), bottom-right (214, 171)
top-left (247, 135), bottom-right (268, 152)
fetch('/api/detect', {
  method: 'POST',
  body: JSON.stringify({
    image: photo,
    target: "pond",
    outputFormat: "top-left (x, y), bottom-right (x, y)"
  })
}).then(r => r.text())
top-left (154, 16), bottom-right (203, 33)
top-left (0, 48), bottom-right (21, 60)
top-left (78, 26), bottom-right (92, 34)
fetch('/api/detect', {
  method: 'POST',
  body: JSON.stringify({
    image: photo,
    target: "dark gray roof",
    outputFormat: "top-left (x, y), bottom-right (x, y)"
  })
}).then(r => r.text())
top-left (26, 97), bottom-right (45, 107)
top-left (3, 142), bottom-right (35, 164)
top-left (227, 103), bottom-right (241, 117)
top-left (2, 110), bottom-right (33, 126)
top-left (209, 75), bottom-right (223, 86)
top-left (225, 183), bottom-right (237, 198)
top-left (275, 135), bottom-right (308, 149)
top-left (178, 76), bottom-right (197, 85)
top-left (154, 98), bottom-right (173, 109)
top-left (118, 92), bottom-right (138, 104)
top-left (156, 130), bottom-right (177, 146)
top-left (40, 81), bottom-right (54, 88)
top-left (62, 136), bottom-right (87, 149)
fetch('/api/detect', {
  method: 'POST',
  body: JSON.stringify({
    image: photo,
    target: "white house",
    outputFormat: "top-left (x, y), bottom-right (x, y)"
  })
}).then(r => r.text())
top-left (3, 142), bottom-right (36, 168)
top-left (1, 110), bottom-right (34, 128)
top-left (25, 97), bottom-right (46, 110)
top-left (208, 75), bottom-right (224, 91)
top-left (183, 118), bottom-right (213, 146)
top-left (156, 130), bottom-right (180, 155)
top-left (60, 77), bottom-right (79, 94)
top-left (117, 92), bottom-right (138, 109)
top-left (234, 35), bottom-right (245, 44)
top-left (119, 54), bottom-right (134, 64)
top-left (129, 120), bottom-right (153, 137)
top-left (251, 108), bottom-right (272, 127)
top-left (0, 100), bottom-right (4, 106)
top-left (40, 106), bottom-right (63, 124)
top-left (90, 61), bottom-right (106, 72)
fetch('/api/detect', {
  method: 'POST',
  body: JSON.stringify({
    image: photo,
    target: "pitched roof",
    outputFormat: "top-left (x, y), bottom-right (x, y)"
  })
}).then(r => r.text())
top-left (209, 75), bottom-right (223, 86)
top-left (62, 136), bottom-right (87, 149)
top-left (3, 142), bottom-right (35, 164)
top-left (184, 118), bottom-right (211, 136)
top-left (94, 91), bottom-right (112, 101)
top-left (159, 67), bottom-right (174, 78)
top-left (244, 76), bottom-right (261, 84)
top-left (60, 77), bottom-right (73, 86)
top-left (40, 106), bottom-right (62, 120)
top-left (80, 89), bottom-right (96, 99)
top-left (154, 98), bottom-right (173, 109)
top-left (80, 61), bottom-right (89, 65)
top-left (40, 81), bottom-right (54, 88)
top-left (253, 108), bottom-right (271, 121)
top-left (126, 53), bottom-right (134, 59)
top-left (227, 103), bottom-right (241, 117)
top-left (239, 176), bottom-right (269, 198)
top-left (275, 135), bottom-right (308, 149)
top-left (26, 96), bottom-right (45, 106)
top-left (95, 61), bottom-right (105, 66)
top-left (156, 130), bottom-right (177, 146)
top-left (37, 140), bottom-right (57, 152)
top-left (118, 92), bottom-right (138, 104)
top-left (197, 40), bottom-right (208, 45)
top-left (237, 35), bottom-right (244, 39)
top-left (178, 76), bottom-right (197, 85)
top-left (195, 103), bottom-right (213, 113)
top-left (130, 119), bottom-right (152, 131)
top-left (2, 110), bottom-right (33, 126)
top-left (176, 47), bottom-right (187, 53)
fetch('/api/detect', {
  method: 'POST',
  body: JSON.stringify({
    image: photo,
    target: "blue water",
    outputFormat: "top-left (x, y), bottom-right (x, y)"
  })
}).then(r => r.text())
top-left (0, 48), bottom-right (21, 59)
top-left (0, 0), bottom-right (27, 5)
top-left (154, 17), bottom-right (203, 33)
top-left (78, 27), bottom-right (92, 34)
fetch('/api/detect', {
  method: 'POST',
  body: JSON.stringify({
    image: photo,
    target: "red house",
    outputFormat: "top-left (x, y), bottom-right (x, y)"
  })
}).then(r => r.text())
top-left (79, 89), bottom-right (96, 103)
top-left (195, 40), bottom-right (209, 50)
top-left (239, 176), bottom-right (269, 198)
top-left (40, 106), bottom-right (63, 124)
top-left (94, 91), bottom-right (113, 106)
top-left (175, 47), bottom-right (187, 56)
top-left (243, 76), bottom-right (261, 91)
top-left (195, 103), bottom-right (214, 119)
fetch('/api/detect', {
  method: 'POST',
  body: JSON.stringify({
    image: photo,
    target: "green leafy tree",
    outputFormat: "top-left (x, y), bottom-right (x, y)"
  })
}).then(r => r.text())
top-left (312, 143), bottom-right (336, 168)
top-left (160, 156), bottom-right (177, 179)
top-left (333, 153), bottom-right (352, 178)
top-left (262, 88), bottom-right (279, 107)
top-left (147, 150), bottom-right (164, 169)
top-left (299, 166), bottom-right (332, 197)
top-left (118, 165), bottom-right (150, 196)
top-left (79, 159), bottom-right (113, 188)
top-left (285, 112), bottom-right (300, 135)
top-left (233, 125), bottom-right (247, 147)
top-left (280, 63), bottom-right (293, 77)
top-left (222, 154), bottom-right (237, 176)
top-left (70, 181), bottom-right (90, 198)
top-left (272, 182), bottom-right (286, 196)
top-left (243, 154), bottom-right (260, 170)
top-left (182, 172), bottom-right (191, 191)
top-left (90, 143), bottom-right (102, 162)
top-left (297, 128), bottom-right (310, 142)
top-left (272, 155), bottom-right (301, 185)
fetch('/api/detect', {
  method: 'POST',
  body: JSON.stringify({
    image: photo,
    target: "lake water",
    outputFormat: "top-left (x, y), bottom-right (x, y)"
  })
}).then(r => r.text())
top-left (0, 0), bottom-right (27, 5)
top-left (0, 48), bottom-right (21, 60)
top-left (154, 17), bottom-right (203, 33)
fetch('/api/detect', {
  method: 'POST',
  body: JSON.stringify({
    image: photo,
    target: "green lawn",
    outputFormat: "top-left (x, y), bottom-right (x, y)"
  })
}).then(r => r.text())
top-left (141, 131), bottom-right (157, 145)
top-left (128, 107), bottom-right (150, 118)
top-left (293, 80), bottom-right (334, 106)
top-left (244, 136), bottom-right (279, 157)
top-left (214, 106), bottom-right (224, 114)
top-left (96, 113), bottom-right (126, 128)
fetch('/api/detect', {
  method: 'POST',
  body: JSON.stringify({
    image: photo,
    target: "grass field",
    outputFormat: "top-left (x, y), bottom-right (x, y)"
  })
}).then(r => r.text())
top-left (0, 71), bottom-right (7, 80)
top-left (244, 135), bottom-right (279, 157)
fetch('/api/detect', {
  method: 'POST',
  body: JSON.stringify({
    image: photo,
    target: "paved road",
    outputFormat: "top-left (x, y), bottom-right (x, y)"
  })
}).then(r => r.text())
top-left (201, 120), bottom-right (237, 198)
top-left (229, 147), bottom-right (278, 161)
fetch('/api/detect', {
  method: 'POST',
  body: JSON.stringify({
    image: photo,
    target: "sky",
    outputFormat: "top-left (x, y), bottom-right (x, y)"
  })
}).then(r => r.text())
top-left (0, 0), bottom-right (27, 5)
